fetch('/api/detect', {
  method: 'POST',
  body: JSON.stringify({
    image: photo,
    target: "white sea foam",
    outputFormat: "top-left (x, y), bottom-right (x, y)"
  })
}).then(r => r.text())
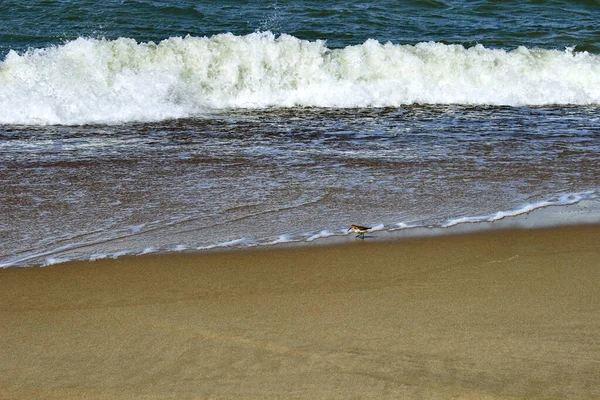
top-left (196, 238), bottom-right (252, 250)
top-left (0, 191), bottom-right (597, 268)
top-left (306, 230), bottom-right (337, 241)
top-left (2, 33), bottom-right (600, 125)
top-left (393, 222), bottom-right (418, 229)
top-left (129, 224), bottom-right (146, 233)
top-left (267, 234), bottom-right (294, 245)
top-left (111, 250), bottom-right (132, 258)
top-left (43, 257), bottom-right (71, 266)
top-left (141, 247), bottom-right (157, 254)
top-left (90, 253), bottom-right (108, 261)
top-left (443, 191), bottom-right (597, 227)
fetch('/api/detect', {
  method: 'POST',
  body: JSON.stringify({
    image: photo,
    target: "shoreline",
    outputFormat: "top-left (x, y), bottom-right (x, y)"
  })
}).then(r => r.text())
top-left (2, 223), bottom-right (600, 399)
top-left (2, 194), bottom-right (599, 269)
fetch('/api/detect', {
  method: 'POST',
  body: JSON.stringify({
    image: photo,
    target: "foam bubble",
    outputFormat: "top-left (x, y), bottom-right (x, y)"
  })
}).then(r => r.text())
top-left (129, 224), bottom-right (146, 233)
top-left (43, 257), bottom-right (71, 266)
top-left (2, 33), bottom-right (599, 125)
top-left (443, 191), bottom-right (596, 227)
top-left (111, 250), bottom-right (132, 258)
top-left (0, 191), bottom-right (596, 268)
top-left (394, 222), bottom-right (417, 229)
top-left (197, 238), bottom-right (252, 250)
top-left (267, 234), bottom-right (293, 245)
top-left (306, 230), bottom-right (335, 241)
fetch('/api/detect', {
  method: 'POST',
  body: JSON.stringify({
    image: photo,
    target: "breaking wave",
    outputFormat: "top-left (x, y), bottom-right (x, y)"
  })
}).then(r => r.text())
top-left (1, 32), bottom-right (599, 125)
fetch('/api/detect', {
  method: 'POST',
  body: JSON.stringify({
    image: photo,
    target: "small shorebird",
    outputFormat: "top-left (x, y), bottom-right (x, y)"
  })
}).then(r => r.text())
top-left (348, 224), bottom-right (371, 239)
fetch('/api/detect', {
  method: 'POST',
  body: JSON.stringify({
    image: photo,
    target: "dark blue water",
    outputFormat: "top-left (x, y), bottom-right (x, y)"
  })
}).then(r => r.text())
top-left (1, 1), bottom-right (599, 266)
top-left (2, 0), bottom-right (600, 56)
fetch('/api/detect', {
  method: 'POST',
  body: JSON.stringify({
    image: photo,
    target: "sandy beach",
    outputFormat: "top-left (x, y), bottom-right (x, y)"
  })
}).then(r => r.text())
top-left (1, 224), bottom-right (599, 399)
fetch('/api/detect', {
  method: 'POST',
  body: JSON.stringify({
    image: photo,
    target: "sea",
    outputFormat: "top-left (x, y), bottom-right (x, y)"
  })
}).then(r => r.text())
top-left (1, 0), bottom-right (599, 267)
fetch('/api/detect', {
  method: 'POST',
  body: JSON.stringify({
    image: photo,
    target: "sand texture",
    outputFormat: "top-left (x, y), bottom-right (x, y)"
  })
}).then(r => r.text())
top-left (1, 225), bottom-right (600, 399)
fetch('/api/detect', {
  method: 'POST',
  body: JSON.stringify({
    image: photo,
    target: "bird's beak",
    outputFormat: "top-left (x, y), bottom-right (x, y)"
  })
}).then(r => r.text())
top-left (347, 228), bottom-right (351, 232)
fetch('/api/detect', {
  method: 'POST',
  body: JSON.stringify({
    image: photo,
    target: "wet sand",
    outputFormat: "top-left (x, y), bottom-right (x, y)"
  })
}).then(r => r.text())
top-left (1, 225), bottom-right (600, 399)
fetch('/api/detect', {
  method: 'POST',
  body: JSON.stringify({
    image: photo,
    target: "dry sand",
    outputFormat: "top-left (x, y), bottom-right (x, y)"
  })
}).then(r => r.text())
top-left (1, 225), bottom-right (600, 399)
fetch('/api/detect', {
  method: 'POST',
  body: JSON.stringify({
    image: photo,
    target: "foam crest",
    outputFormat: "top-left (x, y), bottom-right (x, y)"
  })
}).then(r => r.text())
top-left (443, 191), bottom-right (597, 227)
top-left (306, 230), bottom-right (335, 241)
top-left (369, 224), bottom-right (385, 231)
top-left (2, 33), bottom-right (600, 125)
top-left (197, 238), bottom-right (252, 250)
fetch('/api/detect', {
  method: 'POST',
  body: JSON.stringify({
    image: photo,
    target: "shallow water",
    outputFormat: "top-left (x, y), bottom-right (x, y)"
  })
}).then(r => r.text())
top-left (2, 106), bottom-right (598, 266)
top-left (1, 1), bottom-right (599, 266)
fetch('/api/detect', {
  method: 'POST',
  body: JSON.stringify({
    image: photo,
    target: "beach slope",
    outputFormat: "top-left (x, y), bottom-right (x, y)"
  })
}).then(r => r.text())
top-left (1, 225), bottom-right (599, 399)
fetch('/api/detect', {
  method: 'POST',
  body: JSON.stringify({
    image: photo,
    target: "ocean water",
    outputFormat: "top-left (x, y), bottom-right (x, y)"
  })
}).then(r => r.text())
top-left (1, 1), bottom-right (599, 267)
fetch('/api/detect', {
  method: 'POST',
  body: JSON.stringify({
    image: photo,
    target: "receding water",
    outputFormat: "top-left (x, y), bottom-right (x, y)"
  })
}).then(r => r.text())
top-left (1, 1), bottom-right (599, 266)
